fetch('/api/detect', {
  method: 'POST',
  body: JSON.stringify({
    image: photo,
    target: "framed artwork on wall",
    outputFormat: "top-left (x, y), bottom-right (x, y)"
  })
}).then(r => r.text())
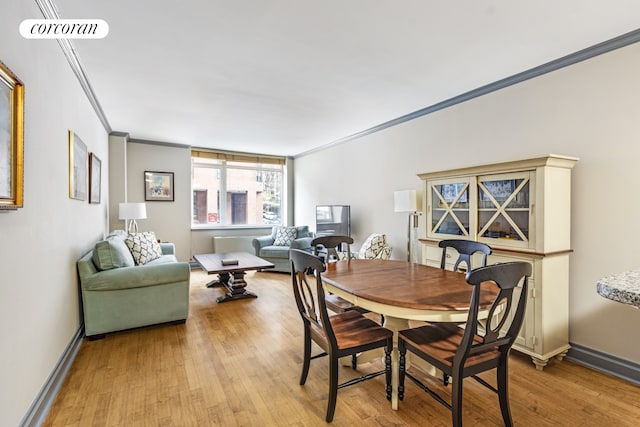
top-left (68, 131), bottom-right (87, 201)
top-left (144, 171), bottom-right (174, 201)
top-left (89, 152), bottom-right (101, 204)
top-left (0, 60), bottom-right (24, 210)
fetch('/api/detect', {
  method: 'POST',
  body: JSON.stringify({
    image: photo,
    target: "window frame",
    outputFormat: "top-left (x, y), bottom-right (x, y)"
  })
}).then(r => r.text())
top-left (191, 149), bottom-right (286, 229)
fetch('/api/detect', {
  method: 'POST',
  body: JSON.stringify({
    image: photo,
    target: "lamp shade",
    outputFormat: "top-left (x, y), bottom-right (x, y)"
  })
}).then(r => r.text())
top-left (394, 190), bottom-right (417, 213)
top-left (118, 202), bottom-right (147, 220)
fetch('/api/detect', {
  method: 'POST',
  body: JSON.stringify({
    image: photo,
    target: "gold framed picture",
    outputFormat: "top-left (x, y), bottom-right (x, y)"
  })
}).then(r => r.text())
top-left (69, 131), bottom-right (88, 201)
top-left (0, 60), bottom-right (24, 210)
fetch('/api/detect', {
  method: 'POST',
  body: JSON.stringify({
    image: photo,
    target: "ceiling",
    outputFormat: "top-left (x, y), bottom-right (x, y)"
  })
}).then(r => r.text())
top-left (55, 1), bottom-right (640, 157)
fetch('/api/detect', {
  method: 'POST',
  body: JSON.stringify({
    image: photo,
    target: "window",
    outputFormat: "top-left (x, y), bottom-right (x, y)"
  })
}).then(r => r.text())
top-left (191, 149), bottom-right (285, 227)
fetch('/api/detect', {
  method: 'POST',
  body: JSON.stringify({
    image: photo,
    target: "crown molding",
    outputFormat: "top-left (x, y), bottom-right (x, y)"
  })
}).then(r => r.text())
top-left (35, 0), bottom-right (112, 133)
top-left (295, 28), bottom-right (640, 159)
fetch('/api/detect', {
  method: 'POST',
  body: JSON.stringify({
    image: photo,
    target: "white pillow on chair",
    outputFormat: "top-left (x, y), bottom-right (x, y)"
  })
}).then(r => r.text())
top-left (273, 226), bottom-right (297, 246)
top-left (358, 234), bottom-right (390, 259)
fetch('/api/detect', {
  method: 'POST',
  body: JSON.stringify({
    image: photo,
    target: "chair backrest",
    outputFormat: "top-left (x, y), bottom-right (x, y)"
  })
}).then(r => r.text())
top-left (455, 261), bottom-right (532, 368)
top-left (359, 233), bottom-right (392, 260)
top-left (289, 249), bottom-right (337, 351)
top-left (438, 239), bottom-right (492, 272)
top-left (311, 235), bottom-right (353, 261)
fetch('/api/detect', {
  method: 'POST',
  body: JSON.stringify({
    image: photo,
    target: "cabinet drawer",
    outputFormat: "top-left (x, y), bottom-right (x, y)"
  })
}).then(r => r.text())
top-left (425, 245), bottom-right (464, 271)
top-left (425, 245), bottom-right (443, 263)
top-left (487, 253), bottom-right (535, 280)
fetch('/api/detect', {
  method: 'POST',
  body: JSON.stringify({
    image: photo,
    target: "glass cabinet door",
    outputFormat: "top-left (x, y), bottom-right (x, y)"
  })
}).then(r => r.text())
top-left (428, 178), bottom-right (471, 237)
top-left (477, 172), bottom-right (532, 247)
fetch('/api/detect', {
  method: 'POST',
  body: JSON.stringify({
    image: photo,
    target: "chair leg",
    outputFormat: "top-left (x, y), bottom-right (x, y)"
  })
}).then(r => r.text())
top-left (398, 341), bottom-right (406, 401)
top-left (300, 329), bottom-right (311, 385)
top-left (451, 374), bottom-right (463, 427)
top-left (497, 362), bottom-right (513, 427)
top-left (385, 341), bottom-right (392, 400)
top-left (326, 356), bottom-right (339, 423)
top-left (351, 354), bottom-right (357, 369)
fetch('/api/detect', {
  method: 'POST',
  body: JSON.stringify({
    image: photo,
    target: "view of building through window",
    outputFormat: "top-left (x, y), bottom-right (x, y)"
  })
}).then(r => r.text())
top-left (191, 152), bottom-right (284, 226)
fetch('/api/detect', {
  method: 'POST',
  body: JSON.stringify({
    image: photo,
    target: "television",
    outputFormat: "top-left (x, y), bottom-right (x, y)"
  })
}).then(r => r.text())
top-left (316, 205), bottom-right (350, 237)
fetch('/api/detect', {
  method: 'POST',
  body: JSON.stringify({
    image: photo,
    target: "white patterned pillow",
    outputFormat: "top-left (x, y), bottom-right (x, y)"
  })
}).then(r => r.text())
top-left (125, 232), bottom-right (163, 265)
top-left (358, 234), bottom-right (388, 259)
top-left (273, 226), bottom-right (297, 246)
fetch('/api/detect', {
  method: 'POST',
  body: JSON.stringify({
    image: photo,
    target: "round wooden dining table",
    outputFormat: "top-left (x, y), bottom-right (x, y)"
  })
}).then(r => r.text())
top-left (321, 258), bottom-right (498, 410)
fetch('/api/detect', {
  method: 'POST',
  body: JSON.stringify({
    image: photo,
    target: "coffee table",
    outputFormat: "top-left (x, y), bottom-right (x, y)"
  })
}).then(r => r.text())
top-left (193, 252), bottom-right (275, 303)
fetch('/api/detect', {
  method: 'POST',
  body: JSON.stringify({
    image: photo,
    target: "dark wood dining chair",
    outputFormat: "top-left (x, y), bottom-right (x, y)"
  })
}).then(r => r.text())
top-left (289, 249), bottom-right (393, 423)
top-left (439, 239), bottom-right (492, 272)
top-left (311, 235), bottom-right (360, 314)
top-left (398, 261), bottom-right (532, 427)
top-left (312, 235), bottom-right (353, 262)
top-left (436, 240), bottom-right (492, 386)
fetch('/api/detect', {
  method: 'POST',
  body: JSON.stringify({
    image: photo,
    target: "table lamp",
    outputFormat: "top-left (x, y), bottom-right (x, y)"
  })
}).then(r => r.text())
top-left (118, 202), bottom-right (147, 233)
top-left (394, 189), bottom-right (420, 262)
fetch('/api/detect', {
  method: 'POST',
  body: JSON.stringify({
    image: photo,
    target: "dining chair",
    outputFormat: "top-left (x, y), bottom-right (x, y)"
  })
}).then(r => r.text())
top-left (289, 249), bottom-right (393, 423)
top-left (312, 235), bottom-right (361, 314)
top-left (437, 240), bottom-right (492, 386)
top-left (439, 239), bottom-right (492, 272)
top-left (398, 261), bottom-right (532, 427)
top-left (312, 235), bottom-right (353, 262)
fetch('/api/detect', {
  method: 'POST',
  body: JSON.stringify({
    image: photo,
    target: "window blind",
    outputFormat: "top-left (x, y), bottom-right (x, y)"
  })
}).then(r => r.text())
top-left (191, 148), bottom-right (286, 165)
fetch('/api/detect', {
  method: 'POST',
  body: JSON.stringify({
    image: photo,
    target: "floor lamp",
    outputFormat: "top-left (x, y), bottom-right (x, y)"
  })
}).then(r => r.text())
top-left (394, 189), bottom-right (420, 263)
top-left (119, 202), bottom-right (147, 233)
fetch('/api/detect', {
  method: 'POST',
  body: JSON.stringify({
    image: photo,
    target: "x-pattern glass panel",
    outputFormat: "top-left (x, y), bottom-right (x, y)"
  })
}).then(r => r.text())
top-left (431, 182), bottom-right (469, 236)
top-left (478, 178), bottom-right (529, 241)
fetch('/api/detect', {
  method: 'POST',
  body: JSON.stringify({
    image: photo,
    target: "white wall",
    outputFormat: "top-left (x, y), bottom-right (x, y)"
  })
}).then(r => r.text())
top-left (294, 42), bottom-right (640, 363)
top-left (0, 2), bottom-right (108, 425)
top-left (120, 141), bottom-right (192, 261)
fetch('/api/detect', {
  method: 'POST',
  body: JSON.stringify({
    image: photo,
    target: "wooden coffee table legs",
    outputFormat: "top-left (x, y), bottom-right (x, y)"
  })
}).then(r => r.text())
top-left (206, 271), bottom-right (257, 303)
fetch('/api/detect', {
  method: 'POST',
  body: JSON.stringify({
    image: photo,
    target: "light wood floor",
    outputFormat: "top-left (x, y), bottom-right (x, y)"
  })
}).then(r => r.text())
top-left (44, 269), bottom-right (640, 426)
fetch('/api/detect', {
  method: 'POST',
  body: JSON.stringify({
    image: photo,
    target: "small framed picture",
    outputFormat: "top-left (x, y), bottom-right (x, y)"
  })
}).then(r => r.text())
top-left (68, 131), bottom-right (88, 201)
top-left (144, 171), bottom-right (174, 201)
top-left (89, 153), bottom-right (101, 204)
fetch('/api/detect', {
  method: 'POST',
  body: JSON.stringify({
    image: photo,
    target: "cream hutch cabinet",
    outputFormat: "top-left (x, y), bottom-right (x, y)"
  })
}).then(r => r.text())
top-left (418, 155), bottom-right (578, 370)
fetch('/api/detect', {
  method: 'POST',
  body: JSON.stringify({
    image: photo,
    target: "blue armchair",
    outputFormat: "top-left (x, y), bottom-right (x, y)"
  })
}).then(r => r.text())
top-left (252, 225), bottom-right (314, 272)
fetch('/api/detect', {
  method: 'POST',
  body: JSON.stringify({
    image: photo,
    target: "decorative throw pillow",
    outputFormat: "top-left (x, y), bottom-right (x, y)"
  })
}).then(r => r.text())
top-left (358, 234), bottom-right (387, 259)
top-left (92, 236), bottom-right (136, 270)
top-left (273, 226), bottom-right (297, 246)
top-left (125, 232), bottom-right (163, 265)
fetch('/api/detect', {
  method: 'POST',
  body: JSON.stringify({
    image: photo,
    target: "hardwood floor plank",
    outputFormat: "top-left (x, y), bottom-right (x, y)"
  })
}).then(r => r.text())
top-left (42, 269), bottom-right (640, 426)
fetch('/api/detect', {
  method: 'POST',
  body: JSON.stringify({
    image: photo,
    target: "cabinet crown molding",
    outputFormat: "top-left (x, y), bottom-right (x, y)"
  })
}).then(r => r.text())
top-left (417, 154), bottom-right (578, 180)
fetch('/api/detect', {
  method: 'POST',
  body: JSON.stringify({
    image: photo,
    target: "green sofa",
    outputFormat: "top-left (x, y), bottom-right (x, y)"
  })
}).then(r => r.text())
top-left (77, 230), bottom-right (190, 339)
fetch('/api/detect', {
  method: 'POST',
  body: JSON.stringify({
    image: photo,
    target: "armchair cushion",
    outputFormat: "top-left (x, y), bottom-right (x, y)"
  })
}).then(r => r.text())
top-left (92, 236), bottom-right (135, 271)
top-left (291, 236), bottom-right (313, 249)
top-left (274, 226), bottom-right (297, 246)
top-left (125, 232), bottom-right (163, 265)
